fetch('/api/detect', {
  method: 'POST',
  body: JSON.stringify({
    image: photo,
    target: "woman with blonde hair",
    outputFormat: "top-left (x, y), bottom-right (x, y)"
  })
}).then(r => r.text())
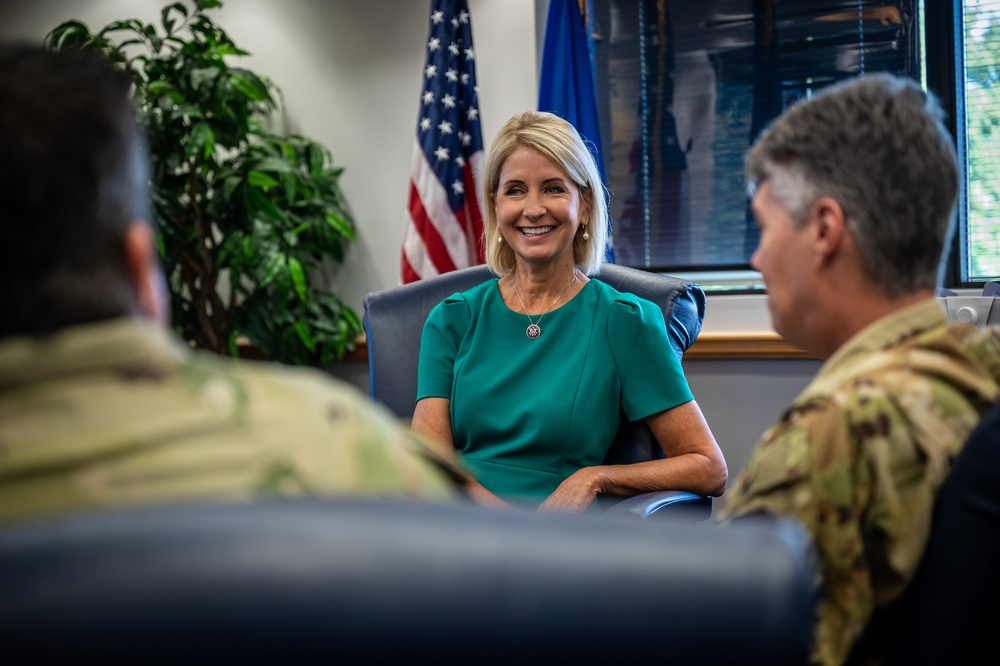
top-left (412, 111), bottom-right (726, 510)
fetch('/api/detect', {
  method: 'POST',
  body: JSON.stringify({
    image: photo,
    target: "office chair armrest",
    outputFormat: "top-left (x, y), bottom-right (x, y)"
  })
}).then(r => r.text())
top-left (602, 490), bottom-right (712, 522)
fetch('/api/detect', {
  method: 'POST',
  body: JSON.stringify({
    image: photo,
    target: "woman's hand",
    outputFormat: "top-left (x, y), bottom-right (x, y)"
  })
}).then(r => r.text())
top-left (539, 400), bottom-right (727, 513)
top-left (591, 400), bottom-right (727, 499)
top-left (537, 467), bottom-right (606, 512)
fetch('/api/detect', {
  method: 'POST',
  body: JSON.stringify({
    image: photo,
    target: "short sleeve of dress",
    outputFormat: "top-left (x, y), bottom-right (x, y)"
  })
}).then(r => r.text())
top-left (608, 295), bottom-right (693, 421)
top-left (416, 294), bottom-right (472, 403)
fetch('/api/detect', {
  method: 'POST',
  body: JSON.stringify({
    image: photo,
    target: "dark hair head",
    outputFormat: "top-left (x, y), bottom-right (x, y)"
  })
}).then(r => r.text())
top-left (746, 73), bottom-right (959, 297)
top-left (0, 43), bottom-right (152, 337)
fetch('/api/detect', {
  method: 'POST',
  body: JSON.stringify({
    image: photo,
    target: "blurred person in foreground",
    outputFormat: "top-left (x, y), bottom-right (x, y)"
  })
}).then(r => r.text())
top-left (716, 72), bottom-right (1000, 666)
top-left (411, 110), bottom-right (727, 511)
top-left (0, 44), bottom-right (465, 526)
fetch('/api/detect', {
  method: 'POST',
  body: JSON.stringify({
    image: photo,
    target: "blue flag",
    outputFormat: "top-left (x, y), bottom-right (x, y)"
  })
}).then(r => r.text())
top-left (538, 0), bottom-right (613, 261)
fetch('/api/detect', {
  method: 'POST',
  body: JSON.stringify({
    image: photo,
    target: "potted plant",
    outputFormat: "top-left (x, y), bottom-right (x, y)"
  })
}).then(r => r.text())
top-left (45, 0), bottom-right (362, 366)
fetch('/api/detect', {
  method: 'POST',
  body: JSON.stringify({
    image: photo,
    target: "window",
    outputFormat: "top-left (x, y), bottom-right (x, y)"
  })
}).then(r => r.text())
top-left (956, 0), bottom-right (1000, 282)
top-left (593, 1), bottom-right (997, 289)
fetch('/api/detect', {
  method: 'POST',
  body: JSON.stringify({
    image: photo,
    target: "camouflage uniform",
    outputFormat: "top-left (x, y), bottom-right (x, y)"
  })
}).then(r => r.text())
top-left (717, 300), bottom-right (1000, 666)
top-left (0, 319), bottom-right (467, 526)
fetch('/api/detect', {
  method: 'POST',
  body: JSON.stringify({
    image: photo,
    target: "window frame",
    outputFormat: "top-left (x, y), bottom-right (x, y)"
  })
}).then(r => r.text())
top-left (926, 0), bottom-right (974, 289)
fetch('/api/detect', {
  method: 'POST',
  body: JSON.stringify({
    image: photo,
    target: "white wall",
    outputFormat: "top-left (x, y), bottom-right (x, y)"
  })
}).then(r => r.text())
top-left (0, 0), bottom-right (812, 483)
top-left (0, 0), bottom-right (540, 314)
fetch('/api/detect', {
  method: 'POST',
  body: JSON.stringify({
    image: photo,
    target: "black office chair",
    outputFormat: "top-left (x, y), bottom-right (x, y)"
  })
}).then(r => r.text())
top-left (848, 400), bottom-right (1000, 665)
top-left (0, 498), bottom-right (817, 663)
top-left (363, 263), bottom-right (711, 519)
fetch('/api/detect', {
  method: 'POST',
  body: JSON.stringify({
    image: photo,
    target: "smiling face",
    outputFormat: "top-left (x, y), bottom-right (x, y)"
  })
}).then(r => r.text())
top-left (493, 145), bottom-right (589, 273)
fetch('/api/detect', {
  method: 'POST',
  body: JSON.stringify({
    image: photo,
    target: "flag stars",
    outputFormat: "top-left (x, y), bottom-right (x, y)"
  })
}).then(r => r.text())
top-left (407, 1), bottom-right (484, 283)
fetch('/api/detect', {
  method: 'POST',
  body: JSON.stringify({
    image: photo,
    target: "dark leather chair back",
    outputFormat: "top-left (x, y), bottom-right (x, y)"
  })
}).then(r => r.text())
top-left (362, 263), bottom-right (706, 469)
top-left (0, 499), bottom-right (815, 663)
top-left (849, 401), bottom-right (1000, 664)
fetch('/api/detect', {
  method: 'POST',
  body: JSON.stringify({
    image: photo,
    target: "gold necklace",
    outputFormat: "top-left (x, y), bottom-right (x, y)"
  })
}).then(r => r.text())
top-left (512, 270), bottom-right (577, 340)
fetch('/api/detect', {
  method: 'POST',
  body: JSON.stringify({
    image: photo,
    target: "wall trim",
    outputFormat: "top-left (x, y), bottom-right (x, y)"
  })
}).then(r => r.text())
top-left (685, 332), bottom-right (818, 360)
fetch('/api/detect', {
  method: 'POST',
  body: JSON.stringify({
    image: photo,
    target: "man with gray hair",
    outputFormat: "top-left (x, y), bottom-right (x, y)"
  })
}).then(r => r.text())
top-left (717, 73), bottom-right (1000, 665)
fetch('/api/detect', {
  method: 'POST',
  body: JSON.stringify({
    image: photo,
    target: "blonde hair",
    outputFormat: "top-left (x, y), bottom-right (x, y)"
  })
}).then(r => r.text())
top-left (482, 111), bottom-right (609, 276)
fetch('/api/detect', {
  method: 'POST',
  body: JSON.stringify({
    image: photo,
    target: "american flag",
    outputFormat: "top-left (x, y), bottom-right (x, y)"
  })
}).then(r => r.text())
top-left (401, 0), bottom-right (485, 284)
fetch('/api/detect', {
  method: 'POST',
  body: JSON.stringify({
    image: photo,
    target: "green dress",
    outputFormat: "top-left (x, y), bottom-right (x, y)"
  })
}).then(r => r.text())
top-left (417, 278), bottom-right (693, 507)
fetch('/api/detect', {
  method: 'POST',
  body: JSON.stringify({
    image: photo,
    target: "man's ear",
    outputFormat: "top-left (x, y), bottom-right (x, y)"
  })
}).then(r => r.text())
top-left (123, 221), bottom-right (169, 325)
top-left (809, 196), bottom-right (847, 264)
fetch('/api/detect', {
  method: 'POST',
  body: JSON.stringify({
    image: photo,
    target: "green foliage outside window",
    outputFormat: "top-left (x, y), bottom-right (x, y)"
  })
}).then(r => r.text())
top-left (966, 0), bottom-right (1000, 281)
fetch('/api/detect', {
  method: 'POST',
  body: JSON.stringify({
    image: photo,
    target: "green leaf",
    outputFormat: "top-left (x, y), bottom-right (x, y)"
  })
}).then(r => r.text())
top-left (185, 122), bottom-right (215, 161)
top-left (44, 20), bottom-right (95, 50)
top-left (175, 105), bottom-right (205, 120)
top-left (252, 157), bottom-right (295, 174)
top-left (102, 19), bottom-right (146, 35)
top-left (154, 231), bottom-right (167, 259)
top-left (324, 212), bottom-right (356, 239)
top-left (258, 253), bottom-right (286, 288)
top-left (194, 0), bottom-right (224, 13)
top-left (222, 175), bottom-right (242, 202)
top-left (282, 173), bottom-right (297, 205)
top-left (342, 306), bottom-right (362, 335)
top-left (293, 318), bottom-right (316, 352)
top-left (288, 257), bottom-right (308, 302)
top-left (307, 144), bottom-right (325, 176)
top-left (247, 186), bottom-right (286, 223)
top-left (230, 71), bottom-right (270, 102)
top-left (241, 235), bottom-right (257, 260)
top-left (145, 80), bottom-right (175, 97)
top-left (190, 66), bottom-right (221, 90)
top-left (160, 2), bottom-right (189, 34)
top-left (247, 171), bottom-right (280, 190)
top-left (216, 231), bottom-right (244, 265)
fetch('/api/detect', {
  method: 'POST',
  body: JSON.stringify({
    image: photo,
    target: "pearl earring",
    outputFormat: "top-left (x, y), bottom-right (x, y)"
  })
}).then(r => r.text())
top-left (498, 233), bottom-right (504, 244)
top-left (582, 227), bottom-right (590, 240)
